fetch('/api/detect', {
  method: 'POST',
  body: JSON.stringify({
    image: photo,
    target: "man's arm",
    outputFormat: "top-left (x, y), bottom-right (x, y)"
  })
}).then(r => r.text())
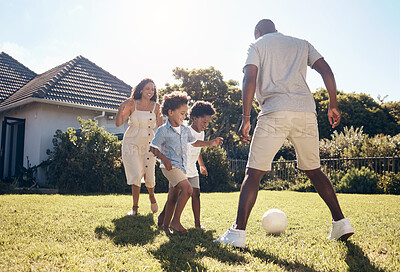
top-left (239, 64), bottom-right (258, 143)
top-left (312, 58), bottom-right (341, 128)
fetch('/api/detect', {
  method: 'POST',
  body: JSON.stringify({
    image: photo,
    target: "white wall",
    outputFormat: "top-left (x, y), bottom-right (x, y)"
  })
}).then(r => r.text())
top-left (0, 102), bottom-right (129, 184)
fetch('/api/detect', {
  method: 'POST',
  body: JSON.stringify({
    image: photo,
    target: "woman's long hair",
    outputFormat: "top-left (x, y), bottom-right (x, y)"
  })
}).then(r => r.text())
top-left (131, 78), bottom-right (157, 102)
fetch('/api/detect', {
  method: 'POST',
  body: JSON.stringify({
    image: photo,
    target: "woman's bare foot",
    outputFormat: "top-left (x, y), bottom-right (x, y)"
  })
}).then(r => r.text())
top-left (149, 195), bottom-right (158, 213)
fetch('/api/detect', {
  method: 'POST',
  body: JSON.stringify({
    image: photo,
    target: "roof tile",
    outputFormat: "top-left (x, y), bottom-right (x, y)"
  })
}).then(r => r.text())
top-left (0, 54), bottom-right (132, 110)
top-left (0, 52), bottom-right (37, 102)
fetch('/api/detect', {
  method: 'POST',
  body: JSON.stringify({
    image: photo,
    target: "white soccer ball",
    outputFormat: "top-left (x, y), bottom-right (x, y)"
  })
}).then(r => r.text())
top-left (262, 209), bottom-right (288, 235)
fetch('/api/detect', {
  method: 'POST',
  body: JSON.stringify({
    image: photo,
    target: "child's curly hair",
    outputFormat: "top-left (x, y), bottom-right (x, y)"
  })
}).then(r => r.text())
top-left (189, 101), bottom-right (216, 120)
top-left (161, 91), bottom-right (191, 116)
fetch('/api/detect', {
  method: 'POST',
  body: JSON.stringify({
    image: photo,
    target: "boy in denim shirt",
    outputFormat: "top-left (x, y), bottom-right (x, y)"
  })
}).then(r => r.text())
top-left (157, 101), bottom-right (216, 229)
top-left (150, 91), bottom-right (222, 234)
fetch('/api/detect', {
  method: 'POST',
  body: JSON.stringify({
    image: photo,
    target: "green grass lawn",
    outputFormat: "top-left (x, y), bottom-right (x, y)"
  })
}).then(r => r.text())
top-left (0, 191), bottom-right (399, 271)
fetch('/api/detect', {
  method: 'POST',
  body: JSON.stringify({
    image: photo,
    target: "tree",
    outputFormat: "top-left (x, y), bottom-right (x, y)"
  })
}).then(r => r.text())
top-left (314, 89), bottom-right (400, 139)
top-left (381, 100), bottom-right (400, 125)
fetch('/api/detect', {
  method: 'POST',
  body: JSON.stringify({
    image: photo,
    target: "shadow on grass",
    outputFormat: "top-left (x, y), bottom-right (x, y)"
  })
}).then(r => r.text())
top-left (150, 228), bottom-right (246, 272)
top-left (345, 241), bottom-right (384, 272)
top-left (248, 240), bottom-right (385, 272)
top-left (248, 248), bottom-right (318, 272)
top-left (95, 214), bottom-right (160, 245)
top-left (96, 217), bottom-right (383, 271)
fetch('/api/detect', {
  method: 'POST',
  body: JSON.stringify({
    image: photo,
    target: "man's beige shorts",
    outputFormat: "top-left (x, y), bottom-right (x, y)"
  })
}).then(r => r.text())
top-left (247, 111), bottom-right (320, 171)
top-left (161, 168), bottom-right (187, 187)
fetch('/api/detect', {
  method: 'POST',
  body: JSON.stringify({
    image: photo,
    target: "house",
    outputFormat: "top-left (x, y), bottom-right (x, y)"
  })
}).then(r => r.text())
top-left (0, 52), bottom-right (132, 184)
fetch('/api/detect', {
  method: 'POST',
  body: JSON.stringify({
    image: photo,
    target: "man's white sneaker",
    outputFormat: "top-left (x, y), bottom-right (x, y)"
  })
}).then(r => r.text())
top-left (328, 218), bottom-right (354, 241)
top-left (214, 225), bottom-right (246, 248)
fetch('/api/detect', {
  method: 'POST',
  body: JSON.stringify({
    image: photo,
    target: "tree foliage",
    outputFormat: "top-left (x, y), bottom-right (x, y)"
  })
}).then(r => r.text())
top-left (314, 89), bottom-right (400, 139)
top-left (381, 100), bottom-right (400, 125)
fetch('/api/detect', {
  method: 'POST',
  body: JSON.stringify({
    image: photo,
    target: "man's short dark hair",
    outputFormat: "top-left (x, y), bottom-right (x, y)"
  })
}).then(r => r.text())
top-left (255, 19), bottom-right (276, 35)
top-left (189, 101), bottom-right (215, 120)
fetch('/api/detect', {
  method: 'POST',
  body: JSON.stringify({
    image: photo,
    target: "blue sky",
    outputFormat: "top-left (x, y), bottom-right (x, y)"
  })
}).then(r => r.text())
top-left (1, 0), bottom-right (399, 101)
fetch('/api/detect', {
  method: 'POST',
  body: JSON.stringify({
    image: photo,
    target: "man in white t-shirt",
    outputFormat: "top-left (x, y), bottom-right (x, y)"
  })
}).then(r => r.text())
top-left (158, 101), bottom-right (216, 229)
top-left (215, 19), bottom-right (354, 248)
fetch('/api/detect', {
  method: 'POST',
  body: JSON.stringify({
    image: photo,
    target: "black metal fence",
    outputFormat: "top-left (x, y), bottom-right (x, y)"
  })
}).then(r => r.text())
top-left (229, 157), bottom-right (400, 183)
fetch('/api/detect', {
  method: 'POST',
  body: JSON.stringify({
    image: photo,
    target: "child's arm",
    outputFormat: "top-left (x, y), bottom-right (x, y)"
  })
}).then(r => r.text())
top-left (150, 146), bottom-right (173, 170)
top-left (197, 153), bottom-right (208, 176)
top-left (192, 137), bottom-right (223, 147)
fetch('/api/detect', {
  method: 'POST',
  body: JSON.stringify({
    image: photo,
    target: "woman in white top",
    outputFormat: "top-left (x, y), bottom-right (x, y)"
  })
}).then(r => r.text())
top-left (116, 79), bottom-right (163, 216)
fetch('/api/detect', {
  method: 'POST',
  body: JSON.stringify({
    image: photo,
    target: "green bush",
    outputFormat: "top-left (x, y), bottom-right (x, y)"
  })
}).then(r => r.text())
top-left (45, 117), bottom-right (127, 194)
top-left (0, 179), bottom-right (14, 194)
top-left (319, 126), bottom-right (366, 158)
top-left (231, 168), bottom-right (245, 186)
top-left (378, 171), bottom-right (400, 195)
top-left (225, 144), bottom-right (249, 161)
top-left (289, 178), bottom-right (316, 192)
top-left (199, 146), bottom-right (236, 192)
top-left (337, 167), bottom-right (380, 194)
top-left (319, 126), bottom-right (400, 159)
top-left (325, 170), bottom-right (347, 188)
top-left (153, 161), bottom-right (169, 193)
top-left (261, 170), bottom-right (316, 192)
top-left (361, 134), bottom-right (400, 157)
top-left (290, 171), bottom-right (316, 192)
top-left (261, 175), bottom-right (290, 191)
top-left (275, 139), bottom-right (296, 160)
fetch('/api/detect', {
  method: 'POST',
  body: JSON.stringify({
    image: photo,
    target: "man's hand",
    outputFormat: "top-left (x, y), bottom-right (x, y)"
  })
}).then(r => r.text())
top-left (313, 58), bottom-right (340, 129)
top-left (238, 119), bottom-right (251, 144)
top-left (328, 106), bottom-right (341, 128)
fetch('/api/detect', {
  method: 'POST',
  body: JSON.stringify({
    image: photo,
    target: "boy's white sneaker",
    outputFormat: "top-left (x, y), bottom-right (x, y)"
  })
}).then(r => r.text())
top-left (328, 218), bottom-right (354, 241)
top-left (214, 225), bottom-right (246, 248)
